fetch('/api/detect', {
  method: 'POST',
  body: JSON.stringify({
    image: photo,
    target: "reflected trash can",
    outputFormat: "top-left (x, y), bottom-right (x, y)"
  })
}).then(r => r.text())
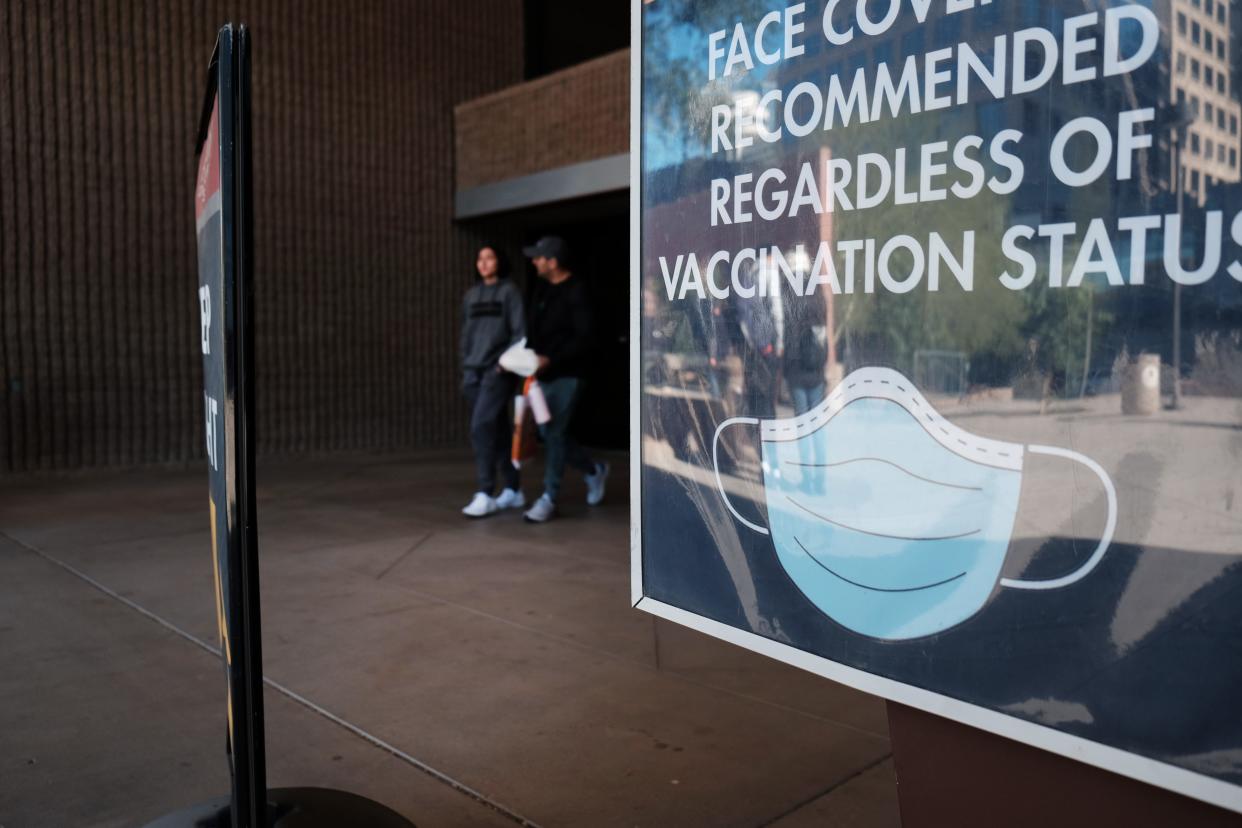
top-left (1121, 354), bottom-right (1161, 415)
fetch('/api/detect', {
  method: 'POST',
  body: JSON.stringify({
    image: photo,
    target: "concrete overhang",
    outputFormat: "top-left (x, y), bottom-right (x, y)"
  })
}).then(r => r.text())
top-left (454, 153), bottom-right (629, 219)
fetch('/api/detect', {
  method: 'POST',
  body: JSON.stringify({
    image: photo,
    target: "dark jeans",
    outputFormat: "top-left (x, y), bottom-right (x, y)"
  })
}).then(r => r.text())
top-left (789, 382), bottom-right (827, 493)
top-left (789, 382), bottom-right (826, 415)
top-left (463, 367), bottom-right (519, 495)
top-left (537, 376), bottom-right (596, 501)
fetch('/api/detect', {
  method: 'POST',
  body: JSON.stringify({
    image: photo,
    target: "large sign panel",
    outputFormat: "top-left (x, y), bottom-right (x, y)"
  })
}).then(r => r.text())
top-left (632, 0), bottom-right (1242, 812)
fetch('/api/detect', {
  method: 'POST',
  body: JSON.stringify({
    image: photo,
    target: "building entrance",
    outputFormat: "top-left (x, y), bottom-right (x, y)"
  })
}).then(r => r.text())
top-left (513, 192), bottom-right (629, 450)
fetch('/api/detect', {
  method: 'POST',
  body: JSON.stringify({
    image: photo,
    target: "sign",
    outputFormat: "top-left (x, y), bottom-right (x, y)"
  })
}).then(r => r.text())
top-left (194, 24), bottom-right (266, 827)
top-left (632, 0), bottom-right (1242, 813)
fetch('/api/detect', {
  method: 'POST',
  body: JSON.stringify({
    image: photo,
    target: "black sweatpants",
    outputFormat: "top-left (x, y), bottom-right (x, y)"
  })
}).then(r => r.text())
top-left (462, 367), bottom-right (520, 495)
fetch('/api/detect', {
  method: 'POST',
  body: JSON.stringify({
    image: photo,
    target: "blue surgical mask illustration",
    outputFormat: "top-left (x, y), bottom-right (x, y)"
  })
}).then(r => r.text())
top-left (713, 367), bottom-right (1117, 640)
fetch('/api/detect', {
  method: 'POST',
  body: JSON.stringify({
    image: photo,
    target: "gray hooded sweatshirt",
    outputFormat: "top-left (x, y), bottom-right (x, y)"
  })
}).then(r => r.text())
top-left (461, 279), bottom-right (525, 370)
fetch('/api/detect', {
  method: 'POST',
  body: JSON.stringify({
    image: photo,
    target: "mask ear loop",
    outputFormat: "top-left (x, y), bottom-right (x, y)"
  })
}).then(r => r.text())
top-left (713, 417), bottom-right (769, 535)
top-left (1000, 445), bottom-right (1117, 591)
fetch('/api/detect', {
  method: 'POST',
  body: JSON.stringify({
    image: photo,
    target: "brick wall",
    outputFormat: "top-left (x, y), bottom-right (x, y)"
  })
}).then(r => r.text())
top-left (0, 1), bottom-right (524, 473)
top-left (454, 48), bottom-right (629, 191)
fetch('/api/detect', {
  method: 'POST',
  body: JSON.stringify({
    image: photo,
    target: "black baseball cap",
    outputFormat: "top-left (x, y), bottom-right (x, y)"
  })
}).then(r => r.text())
top-left (522, 235), bottom-right (568, 262)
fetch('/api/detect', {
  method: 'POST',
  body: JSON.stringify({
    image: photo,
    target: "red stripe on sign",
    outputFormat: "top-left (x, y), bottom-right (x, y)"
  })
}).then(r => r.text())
top-left (195, 98), bottom-right (220, 219)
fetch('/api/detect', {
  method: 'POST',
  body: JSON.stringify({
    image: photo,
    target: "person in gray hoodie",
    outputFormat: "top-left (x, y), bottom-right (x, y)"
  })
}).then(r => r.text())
top-left (460, 244), bottom-right (526, 517)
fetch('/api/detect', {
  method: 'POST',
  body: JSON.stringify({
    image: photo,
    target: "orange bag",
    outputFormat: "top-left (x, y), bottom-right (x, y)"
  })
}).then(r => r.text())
top-left (510, 379), bottom-right (539, 468)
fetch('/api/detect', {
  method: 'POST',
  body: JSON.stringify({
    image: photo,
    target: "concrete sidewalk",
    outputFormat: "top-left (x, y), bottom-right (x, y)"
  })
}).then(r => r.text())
top-left (0, 450), bottom-right (898, 827)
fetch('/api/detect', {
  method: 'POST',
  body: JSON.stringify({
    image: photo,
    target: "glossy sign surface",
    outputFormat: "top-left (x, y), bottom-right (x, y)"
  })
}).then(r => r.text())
top-left (635, 0), bottom-right (1242, 811)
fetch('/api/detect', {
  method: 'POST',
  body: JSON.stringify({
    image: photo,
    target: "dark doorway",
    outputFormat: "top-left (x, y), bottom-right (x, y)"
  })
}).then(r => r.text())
top-left (524, 193), bottom-right (628, 450)
top-left (511, 192), bottom-right (629, 450)
top-left (523, 0), bottom-right (630, 79)
top-left (463, 191), bottom-right (628, 450)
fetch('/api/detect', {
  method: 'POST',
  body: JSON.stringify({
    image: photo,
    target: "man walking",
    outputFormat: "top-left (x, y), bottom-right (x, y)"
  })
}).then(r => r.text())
top-left (521, 236), bottom-right (609, 523)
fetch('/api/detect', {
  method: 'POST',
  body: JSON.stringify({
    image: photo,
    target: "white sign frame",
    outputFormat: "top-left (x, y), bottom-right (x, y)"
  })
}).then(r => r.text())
top-left (627, 1), bottom-right (1242, 815)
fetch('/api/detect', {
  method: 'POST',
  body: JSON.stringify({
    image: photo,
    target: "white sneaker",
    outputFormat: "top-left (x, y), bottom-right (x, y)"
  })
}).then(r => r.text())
top-left (585, 461), bottom-right (610, 506)
top-left (495, 488), bottom-right (526, 510)
top-left (523, 494), bottom-right (556, 523)
top-left (461, 492), bottom-right (498, 518)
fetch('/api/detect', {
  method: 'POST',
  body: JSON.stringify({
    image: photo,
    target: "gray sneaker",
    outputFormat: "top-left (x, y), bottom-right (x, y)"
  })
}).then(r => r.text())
top-left (585, 461), bottom-right (610, 506)
top-left (523, 494), bottom-right (556, 523)
top-left (461, 492), bottom-right (498, 518)
top-left (495, 488), bottom-right (526, 510)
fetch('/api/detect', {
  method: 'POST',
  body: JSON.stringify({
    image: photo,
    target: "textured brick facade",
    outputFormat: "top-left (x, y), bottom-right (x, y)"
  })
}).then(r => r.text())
top-left (0, 1), bottom-right (524, 473)
top-left (454, 48), bottom-right (629, 191)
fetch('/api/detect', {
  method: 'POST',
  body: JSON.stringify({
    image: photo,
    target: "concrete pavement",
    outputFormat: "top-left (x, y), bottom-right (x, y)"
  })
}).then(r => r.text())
top-left (0, 449), bottom-right (897, 827)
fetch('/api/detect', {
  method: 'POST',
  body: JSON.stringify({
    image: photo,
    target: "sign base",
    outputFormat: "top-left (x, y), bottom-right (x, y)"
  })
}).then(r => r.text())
top-left (143, 787), bottom-right (416, 827)
top-left (887, 702), bottom-right (1238, 827)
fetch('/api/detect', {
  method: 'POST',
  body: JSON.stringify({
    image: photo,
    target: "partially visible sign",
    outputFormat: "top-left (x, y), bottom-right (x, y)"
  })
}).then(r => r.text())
top-left (633, 0), bottom-right (1242, 815)
top-left (194, 24), bottom-right (266, 827)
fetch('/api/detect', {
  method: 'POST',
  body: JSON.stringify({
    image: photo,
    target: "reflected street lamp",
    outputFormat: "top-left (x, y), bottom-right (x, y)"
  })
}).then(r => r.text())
top-left (1155, 101), bottom-right (1194, 410)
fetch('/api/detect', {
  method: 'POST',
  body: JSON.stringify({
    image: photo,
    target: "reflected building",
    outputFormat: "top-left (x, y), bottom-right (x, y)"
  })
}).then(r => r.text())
top-left (769, 2), bottom-right (1166, 218)
top-left (744, 1), bottom-right (1242, 210)
top-left (639, 0), bottom-right (1242, 398)
top-left (1163, 0), bottom-right (1242, 203)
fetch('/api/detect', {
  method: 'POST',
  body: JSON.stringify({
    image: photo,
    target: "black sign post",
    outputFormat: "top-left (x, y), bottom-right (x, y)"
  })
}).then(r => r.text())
top-left (146, 24), bottom-right (414, 828)
top-left (193, 24), bottom-right (267, 827)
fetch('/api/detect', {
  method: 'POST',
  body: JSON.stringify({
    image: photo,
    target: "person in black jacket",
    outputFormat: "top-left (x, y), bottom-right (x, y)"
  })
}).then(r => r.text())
top-left (782, 287), bottom-right (830, 493)
top-left (782, 288), bottom-right (829, 415)
top-left (520, 236), bottom-right (609, 523)
top-left (460, 244), bottom-right (526, 518)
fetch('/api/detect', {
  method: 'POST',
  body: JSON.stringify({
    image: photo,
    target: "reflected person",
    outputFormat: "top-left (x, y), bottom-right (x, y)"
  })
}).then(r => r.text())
top-left (735, 260), bottom-right (782, 419)
top-left (784, 290), bottom-right (829, 415)
top-left (460, 244), bottom-right (525, 518)
top-left (783, 289), bottom-right (830, 492)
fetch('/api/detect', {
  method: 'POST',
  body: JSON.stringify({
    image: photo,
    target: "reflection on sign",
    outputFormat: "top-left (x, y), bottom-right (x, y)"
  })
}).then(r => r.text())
top-left (637, 0), bottom-right (1242, 813)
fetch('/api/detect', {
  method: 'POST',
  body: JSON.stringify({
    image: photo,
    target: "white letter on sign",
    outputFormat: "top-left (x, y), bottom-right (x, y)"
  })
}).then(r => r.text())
top-left (205, 393), bottom-right (219, 471)
top-left (199, 285), bottom-right (211, 355)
